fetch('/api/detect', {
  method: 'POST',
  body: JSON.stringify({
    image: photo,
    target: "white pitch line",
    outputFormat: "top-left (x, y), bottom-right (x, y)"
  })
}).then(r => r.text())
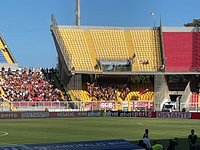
top-left (0, 131), bottom-right (8, 137)
top-left (137, 122), bottom-right (144, 125)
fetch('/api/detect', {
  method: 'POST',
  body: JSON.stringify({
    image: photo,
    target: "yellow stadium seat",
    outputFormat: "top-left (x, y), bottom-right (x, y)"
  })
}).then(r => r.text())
top-left (68, 90), bottom-right (92, 101)
top-left (90, 30), bottom-right (129, 60)
top-left (129, 30), bottom-right (162, 72)
top-left (58, 28), bottom-right (97, 71)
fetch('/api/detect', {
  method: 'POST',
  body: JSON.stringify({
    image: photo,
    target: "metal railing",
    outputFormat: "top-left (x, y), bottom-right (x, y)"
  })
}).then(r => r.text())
top-left (0, 101), bottom-right (154, 112)
top-left (0, 100), bottom-right (199, 112)
top-left (51, 15), bottom-right (72, 70)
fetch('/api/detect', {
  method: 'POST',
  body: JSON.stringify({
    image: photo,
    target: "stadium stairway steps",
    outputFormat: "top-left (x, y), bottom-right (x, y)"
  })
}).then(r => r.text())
top-left (198, 95), bottom-right (200, 108)
top-left (0, 40), bottom-right (12, 64)
top-left (0, 87), bottom-right (6, 98)
top-left (84, 31), bottom-right (99, 70)
top-left (0, 101), bottom-right (18, 111)
top-left (124, 32), bottom-right (134, 56)
top-left (124, 31), bottom-right (139, 71)
top-left (2, 50), bottom-right (13, 64)
top-left (0, 77), bottom-right (7, 98)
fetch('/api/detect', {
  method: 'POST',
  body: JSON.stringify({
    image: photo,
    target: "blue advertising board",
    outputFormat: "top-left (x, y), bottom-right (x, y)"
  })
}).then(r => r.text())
top-left (0, 139), bottom-right (145, 150)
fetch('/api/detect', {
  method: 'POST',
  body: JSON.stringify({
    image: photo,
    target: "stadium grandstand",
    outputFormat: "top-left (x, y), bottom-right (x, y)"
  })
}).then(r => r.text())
top-left (50, 15), bottom-right (200, 113)
top-left (0, 34), bottom-right (65, 112)
top-left (0, 67), bottom-right (65, 111)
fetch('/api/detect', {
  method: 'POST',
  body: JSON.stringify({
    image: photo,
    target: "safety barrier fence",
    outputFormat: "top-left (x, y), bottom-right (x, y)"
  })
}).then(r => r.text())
top-left (0, 101), bottom-right (199, 112)
top-left (0, 101), bottom-right (154, 112)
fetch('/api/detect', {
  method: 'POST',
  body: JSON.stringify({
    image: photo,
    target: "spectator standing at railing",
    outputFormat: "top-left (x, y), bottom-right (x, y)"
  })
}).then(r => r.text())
top-left (143, 129), bottom-right (152, 150)
top-left (166, 138), bottom-right (178, 150)
top-left (188, 129), bottom-right (198, 150)
top-left (143, 135), bottom-right (152, 150)
top-left (143, 129), bottom-right (149, 139)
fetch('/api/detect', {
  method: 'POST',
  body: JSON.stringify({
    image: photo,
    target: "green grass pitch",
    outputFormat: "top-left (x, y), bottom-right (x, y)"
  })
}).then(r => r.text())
top-left (0, 117), bottom-right (199, 149)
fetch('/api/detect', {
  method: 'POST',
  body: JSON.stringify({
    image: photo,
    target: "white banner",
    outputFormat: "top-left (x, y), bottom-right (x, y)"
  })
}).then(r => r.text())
top-left (156, 112), bottom-right (191, 119)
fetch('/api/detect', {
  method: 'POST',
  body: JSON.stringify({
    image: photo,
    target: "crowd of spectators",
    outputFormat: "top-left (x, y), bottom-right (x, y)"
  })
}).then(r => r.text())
top-left (0, 67), bottom-right (63, 102)
top-left (87, 82), bottom-right (131, 101)
top-left (86, 75), bottom-right (153, 101)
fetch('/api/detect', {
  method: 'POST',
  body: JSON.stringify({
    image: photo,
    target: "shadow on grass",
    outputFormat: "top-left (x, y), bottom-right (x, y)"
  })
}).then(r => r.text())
top-left (131, 138), bottom-right (200, 150)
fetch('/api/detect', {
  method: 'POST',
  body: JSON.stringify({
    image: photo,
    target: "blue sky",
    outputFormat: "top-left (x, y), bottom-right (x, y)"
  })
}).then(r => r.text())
top-left (0, 0), bottom-right (199, 68)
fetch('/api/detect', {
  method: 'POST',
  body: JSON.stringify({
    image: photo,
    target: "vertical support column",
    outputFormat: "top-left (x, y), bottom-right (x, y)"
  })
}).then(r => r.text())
top-left (75, 0), bottom-right (80, 26)
top-left (154, 74), bottom-right (170, 111)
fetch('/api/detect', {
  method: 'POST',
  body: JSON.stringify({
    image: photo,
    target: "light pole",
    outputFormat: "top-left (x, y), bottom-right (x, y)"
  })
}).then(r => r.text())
top-left (150, 12), bottom-right (156, 28)
top-left (75, 0), bottom-right (80, 26)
